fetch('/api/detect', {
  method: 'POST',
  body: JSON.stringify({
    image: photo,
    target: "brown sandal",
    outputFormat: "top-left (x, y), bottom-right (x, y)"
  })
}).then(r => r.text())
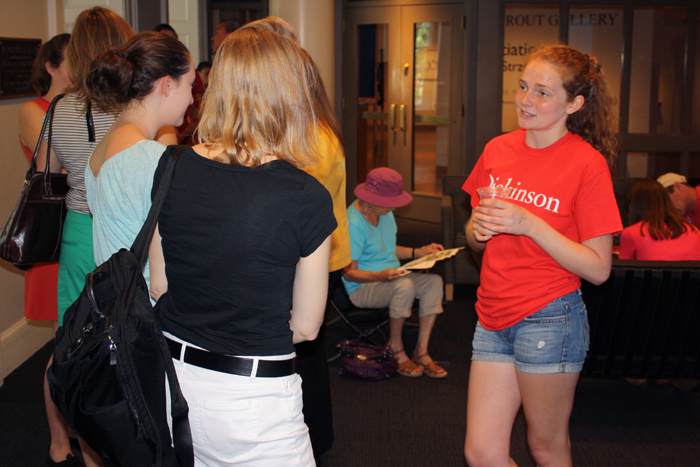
top-left (394, 349), bottom-right (423, 377)
top-left (412, 352), bottom-right (448, 378)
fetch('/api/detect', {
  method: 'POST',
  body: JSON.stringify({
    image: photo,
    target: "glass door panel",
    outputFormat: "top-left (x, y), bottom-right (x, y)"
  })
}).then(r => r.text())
top-left (568, 5), bottom-right (623, 124)
top-left (400, 4), bottom-right (463, 221)
top-left (356, 24), bottom-right (390, 183)
top-left (629, 6), bottom-right (687, 135)
top-left (344, 4), bottom-right (463, 222)
top-left (412, 20), bottom-right (452, 195)
top-left (627, 6), bottom-right (688, 177)
top-left (344, 7), bottom-right (401, 202)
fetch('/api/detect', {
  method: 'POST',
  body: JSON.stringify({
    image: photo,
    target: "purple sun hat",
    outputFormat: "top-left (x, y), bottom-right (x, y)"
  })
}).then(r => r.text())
top-left (354, 167), bottom-right (413, 208)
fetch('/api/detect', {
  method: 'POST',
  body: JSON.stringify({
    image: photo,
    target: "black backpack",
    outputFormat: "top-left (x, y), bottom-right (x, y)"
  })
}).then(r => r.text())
top-left (47, 146), bottom-right (194, 467)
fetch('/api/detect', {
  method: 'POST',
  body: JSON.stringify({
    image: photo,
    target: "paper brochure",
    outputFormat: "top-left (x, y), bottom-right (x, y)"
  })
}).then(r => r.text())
top-left (399, 247), bottom-right (464, 271)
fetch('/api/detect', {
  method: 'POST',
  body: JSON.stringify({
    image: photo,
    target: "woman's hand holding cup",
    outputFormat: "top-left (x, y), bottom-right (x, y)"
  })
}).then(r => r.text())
top-left (473, 186), bottom-right (514, 240)
top-left (476, 186), bottom-right (513, 201)
top-left (474, 186), bottom-right (538, 238)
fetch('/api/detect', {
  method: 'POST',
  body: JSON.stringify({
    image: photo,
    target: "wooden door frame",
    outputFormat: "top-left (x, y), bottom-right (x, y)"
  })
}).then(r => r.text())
top-left (342, 1), bottom-right (467, 222)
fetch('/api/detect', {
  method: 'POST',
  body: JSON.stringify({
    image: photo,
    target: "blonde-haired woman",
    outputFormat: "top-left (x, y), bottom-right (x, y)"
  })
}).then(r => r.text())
top-left (149, 26), bottom-right (335, 466)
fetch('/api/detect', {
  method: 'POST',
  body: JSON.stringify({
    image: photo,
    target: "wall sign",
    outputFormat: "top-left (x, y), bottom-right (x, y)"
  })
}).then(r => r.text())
top-left (0, 38), bottom-right (41, 100)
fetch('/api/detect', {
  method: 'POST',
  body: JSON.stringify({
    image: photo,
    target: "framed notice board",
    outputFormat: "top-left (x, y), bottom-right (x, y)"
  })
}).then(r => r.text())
top-left (0, 37), bottom-right (41, 99)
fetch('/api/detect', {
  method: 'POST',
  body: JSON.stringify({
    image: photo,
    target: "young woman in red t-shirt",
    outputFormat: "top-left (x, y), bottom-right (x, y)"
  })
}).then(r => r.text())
top-left (463, 45), bottom-right (622, 466)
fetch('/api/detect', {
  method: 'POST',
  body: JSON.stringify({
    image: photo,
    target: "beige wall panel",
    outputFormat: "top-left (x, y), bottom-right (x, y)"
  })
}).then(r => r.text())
top-left (0, 0), bottom-right (56, 385)
top-left (169, 0), bottom-right (189, 22)
top-left (169, 0), bottom-right (200, 64)
top-left (270, 0), bottom-right (336, 108)
top-left (63, 0), bottom-right (125, 33)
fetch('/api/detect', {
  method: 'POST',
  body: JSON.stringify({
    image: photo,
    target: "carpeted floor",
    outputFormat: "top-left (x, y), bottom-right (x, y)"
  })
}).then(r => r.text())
top-left (2, 290), bottom-right (700, 467)
top-left (2, 218), bottom-right (699, 466)
top-left (320, 284), bottom-right (700, 467)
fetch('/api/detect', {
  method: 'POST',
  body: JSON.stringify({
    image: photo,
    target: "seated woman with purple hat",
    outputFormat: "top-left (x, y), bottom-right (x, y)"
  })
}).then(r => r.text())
top-left (342, 167), bottom-right (448, 378)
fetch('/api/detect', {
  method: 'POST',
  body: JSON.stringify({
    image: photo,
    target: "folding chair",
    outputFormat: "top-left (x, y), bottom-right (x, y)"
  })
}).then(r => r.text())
top-left (327, 283), bottom-right (390, 345)
top-left (326, 281), bottom-right (419, 362)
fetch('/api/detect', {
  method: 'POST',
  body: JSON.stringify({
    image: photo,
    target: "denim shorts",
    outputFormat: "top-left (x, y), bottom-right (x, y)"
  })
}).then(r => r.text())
top-left (471, 290), bottom-right (590, 374)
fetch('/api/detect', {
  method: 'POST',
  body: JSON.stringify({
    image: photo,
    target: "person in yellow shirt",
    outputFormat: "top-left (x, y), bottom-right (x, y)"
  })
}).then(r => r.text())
top-left (304, 128), bottom-right (352, 276)
top-left (298, 124), bottom-right (350, 459)
top-left (241, 16), bottom-right (351, 459)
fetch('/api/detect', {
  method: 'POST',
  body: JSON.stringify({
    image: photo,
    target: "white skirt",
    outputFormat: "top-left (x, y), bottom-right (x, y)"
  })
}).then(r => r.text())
top-left (164, 333), bottom-right (315, 467)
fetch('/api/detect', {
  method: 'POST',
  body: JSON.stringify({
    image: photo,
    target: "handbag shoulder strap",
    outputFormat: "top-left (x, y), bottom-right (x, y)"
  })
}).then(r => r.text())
top-left (357, 326), bottom-right (389, 345)
top-left (86, 103), bottom-right (96, 143)
top-left (28, 93), bottom-right (64, 179)
top-left (130, 145), bottom-right (188, 264)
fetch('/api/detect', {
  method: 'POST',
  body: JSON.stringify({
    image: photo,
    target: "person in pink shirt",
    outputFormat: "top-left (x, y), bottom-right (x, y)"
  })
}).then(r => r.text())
top-left (657, 173), bottom-right (700, 229)
top-left (619, 178), bottom-right (700, 261)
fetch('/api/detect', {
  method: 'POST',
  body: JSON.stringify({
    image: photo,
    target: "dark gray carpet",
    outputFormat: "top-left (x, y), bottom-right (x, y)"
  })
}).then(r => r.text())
top-left (320, 286), bottom-right (477, 467)
top-left (319, 284), bottom-right (700, 467)
top-left (2, 214), bottom-right (699, 466)
top-left (1, 287), bottom-right (699, 467)
top-left (0, 339), bottom-right (54, 467)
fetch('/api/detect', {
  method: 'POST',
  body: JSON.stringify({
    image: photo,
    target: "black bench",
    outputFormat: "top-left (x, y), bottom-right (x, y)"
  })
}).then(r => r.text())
top-left (581, 259), bottom-right (700, 379)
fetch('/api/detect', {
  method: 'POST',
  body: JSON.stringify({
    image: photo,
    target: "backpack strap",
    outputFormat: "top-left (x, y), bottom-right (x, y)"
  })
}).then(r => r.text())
top-left (126, 144), bottom-right (194, 465)
top-left (130, 145), bottom-right (187, 264)
top-left (158, 330), bottom-right (194, 466)
top-left (163, 338), bottom-right (194, 466)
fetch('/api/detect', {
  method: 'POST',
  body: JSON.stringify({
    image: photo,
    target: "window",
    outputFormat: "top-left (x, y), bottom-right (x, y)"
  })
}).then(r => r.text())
top-left (502, 4), bottom-right (558, 132)
top-left (569, 5), bottom-right (623, 125)
top-left (500, 1), bottom-right (699, 179)
top-left (629, 6), bottom-right (687, 134)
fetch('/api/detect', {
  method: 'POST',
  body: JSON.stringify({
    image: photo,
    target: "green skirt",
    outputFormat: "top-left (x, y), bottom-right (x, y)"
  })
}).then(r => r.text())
top-left (57, 210), bottom-right (95, 325)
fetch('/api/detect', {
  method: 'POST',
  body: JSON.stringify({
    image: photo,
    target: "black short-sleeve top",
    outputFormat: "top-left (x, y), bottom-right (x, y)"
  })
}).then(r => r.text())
top-left (152, 147), bottom-right (337, 356)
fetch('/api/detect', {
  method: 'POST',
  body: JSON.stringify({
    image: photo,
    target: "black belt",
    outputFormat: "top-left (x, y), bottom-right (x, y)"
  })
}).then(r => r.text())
top-left (166, 337), bottom-right (296, 378)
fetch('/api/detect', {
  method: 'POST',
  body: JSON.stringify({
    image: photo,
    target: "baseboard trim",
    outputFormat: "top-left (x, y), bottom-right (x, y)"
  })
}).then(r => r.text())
top-left (0, 319), bottom-right (53, 385)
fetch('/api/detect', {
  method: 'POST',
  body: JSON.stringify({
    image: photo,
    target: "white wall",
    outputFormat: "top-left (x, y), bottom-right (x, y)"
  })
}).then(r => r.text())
top-left (63, 0), bottom-right (124, 33)
top-left (270, 0), bottom-right (336, 108)
top-left (168, 0), bottom-right (201, 64)
top-left (0, 0), bottom-right (63, 386)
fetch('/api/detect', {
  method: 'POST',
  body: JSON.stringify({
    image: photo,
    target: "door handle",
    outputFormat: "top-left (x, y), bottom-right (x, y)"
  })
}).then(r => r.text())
top-left (390, 104), bottom-right (397, 132)
top-left (400, 105), bottom-right (406, 132)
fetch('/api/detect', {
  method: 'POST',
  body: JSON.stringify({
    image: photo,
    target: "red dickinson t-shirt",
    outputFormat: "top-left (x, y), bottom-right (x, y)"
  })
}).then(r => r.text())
top-left (463, 130), bottom-right (622, 331)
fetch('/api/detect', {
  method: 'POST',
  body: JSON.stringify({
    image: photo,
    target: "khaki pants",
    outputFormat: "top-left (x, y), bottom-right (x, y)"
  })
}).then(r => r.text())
top-left (348, 273), bottom-right (443, 319)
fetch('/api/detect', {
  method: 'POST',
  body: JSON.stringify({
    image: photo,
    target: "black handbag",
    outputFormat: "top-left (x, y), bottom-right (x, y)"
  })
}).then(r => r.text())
top-left (0, 94), bottom-right (68, 269)
top-left (47, 146), bottom-right (194, 467)
top-left (337, 328), bottom-right (398, 381)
